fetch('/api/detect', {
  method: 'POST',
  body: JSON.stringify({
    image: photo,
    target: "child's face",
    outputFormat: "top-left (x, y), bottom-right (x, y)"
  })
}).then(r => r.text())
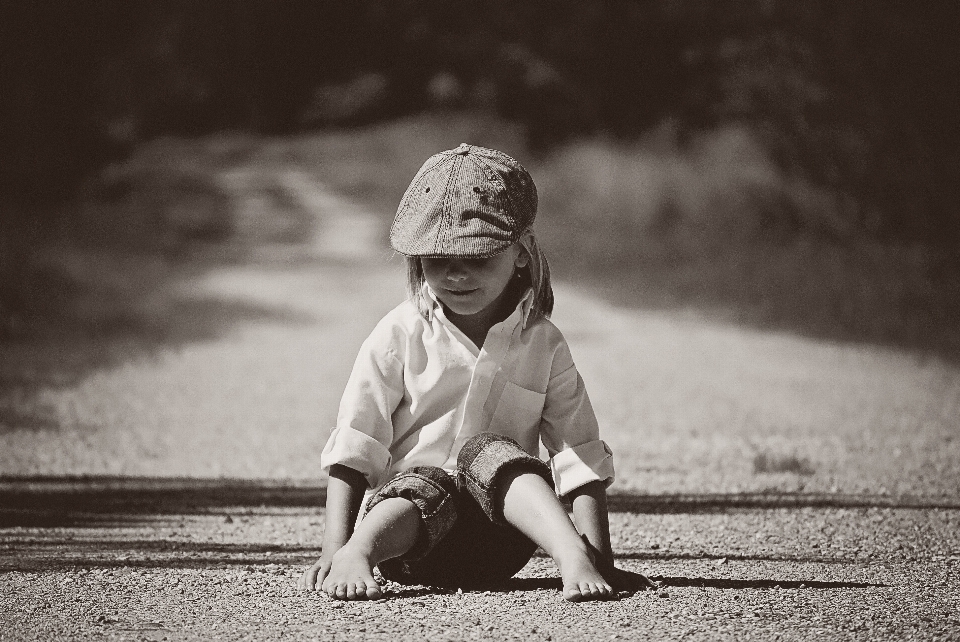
top-left (421, 245), bottom-right (529, 318)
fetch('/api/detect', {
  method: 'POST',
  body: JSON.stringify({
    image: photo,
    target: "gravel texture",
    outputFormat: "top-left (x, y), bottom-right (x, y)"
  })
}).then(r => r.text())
top-left (2, 170), bottom-right (959, 641)
top-left (2, 501), bottom-right (959, 641)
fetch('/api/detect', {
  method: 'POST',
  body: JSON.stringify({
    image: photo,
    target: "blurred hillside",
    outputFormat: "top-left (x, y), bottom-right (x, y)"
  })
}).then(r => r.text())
top-left (1, 1), bottom-right (959, 352)
top-left (3, 0), bottom-right (958, 238)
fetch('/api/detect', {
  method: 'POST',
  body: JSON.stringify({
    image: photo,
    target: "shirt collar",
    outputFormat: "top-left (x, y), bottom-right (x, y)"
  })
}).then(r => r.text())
top-left (422, 283), bottom-right (536, 330)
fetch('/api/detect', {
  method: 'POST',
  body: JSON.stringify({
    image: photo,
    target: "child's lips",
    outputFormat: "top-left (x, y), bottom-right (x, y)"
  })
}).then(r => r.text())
top-left (445, 287), bottom-right (478, 296)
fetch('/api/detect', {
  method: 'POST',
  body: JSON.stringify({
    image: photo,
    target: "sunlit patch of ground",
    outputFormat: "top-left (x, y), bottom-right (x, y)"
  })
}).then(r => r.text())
top-left (2, 116), bottom-right (959, 640)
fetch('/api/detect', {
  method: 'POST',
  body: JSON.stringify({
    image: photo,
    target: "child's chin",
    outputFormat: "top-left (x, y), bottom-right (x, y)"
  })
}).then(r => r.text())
top-left (445, 303), bottom-right (484, 316)
top-left (440, 297), bottom-right (487, 316)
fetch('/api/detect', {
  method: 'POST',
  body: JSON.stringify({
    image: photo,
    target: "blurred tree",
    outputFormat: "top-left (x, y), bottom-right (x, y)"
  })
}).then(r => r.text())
top-left (0, 0), bottom-right (956, 244)
top-left (0, 1), bottom-right (131, 204)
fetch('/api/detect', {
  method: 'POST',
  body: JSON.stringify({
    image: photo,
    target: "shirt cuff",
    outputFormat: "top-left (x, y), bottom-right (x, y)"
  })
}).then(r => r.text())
top-left (549, 440), bottom-right (615, 497)
top-left (320, 426), bottom-right (392, 489)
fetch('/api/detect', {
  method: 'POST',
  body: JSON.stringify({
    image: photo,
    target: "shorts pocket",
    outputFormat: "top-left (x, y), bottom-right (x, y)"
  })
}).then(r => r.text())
top-left (490, 382), bottom-right (546, 441)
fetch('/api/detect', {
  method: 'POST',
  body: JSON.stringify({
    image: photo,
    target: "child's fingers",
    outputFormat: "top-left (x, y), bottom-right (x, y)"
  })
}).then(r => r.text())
top-left (300, 565), bottom-right (319, 590)
top-left (299, 559), bottom-right (328, 591)
top-left (297, 566), bottom-right (313, 590)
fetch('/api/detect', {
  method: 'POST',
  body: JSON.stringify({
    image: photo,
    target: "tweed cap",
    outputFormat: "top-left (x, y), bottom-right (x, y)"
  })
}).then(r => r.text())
top-left (390, 143), bottom-right (538, 258)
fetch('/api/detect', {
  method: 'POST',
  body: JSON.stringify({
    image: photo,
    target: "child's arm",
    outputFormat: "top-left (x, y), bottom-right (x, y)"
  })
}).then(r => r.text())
top-left (298, 464), bottom-right (368, 591)
top-left (568, 481), bottom-right (613, 558)
top-left (568, 481), bottom-right (657, 592)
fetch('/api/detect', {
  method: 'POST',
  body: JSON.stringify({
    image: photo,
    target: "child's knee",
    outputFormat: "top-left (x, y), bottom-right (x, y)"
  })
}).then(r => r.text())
top-left (366, 466), bottom-right (458, 558)
top-left (457, 432), bottom-right (552, 523)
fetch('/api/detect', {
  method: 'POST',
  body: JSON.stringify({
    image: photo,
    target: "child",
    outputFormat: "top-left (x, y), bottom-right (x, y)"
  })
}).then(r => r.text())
top-left (298, 143), bottom-right (653, 601)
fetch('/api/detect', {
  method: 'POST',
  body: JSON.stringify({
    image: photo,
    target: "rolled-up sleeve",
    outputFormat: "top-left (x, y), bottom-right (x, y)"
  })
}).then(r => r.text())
top-left (320, 330), bottom-right (404, 489)
top-left (321, 426), bottom-right (393, 488)
top-left (539, 339), bottom-right (615, 496)
top-left (549, 440), bottom-right (615, 496)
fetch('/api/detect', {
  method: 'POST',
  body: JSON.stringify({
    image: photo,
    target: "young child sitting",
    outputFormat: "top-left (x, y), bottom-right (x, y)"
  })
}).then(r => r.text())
top-left (298, 143), bottom-right (653, 601)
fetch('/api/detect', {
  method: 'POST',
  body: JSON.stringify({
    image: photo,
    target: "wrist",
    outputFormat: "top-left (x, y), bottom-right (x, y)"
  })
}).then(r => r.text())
top-left (581, 534), bottom-right (615, 570)
top-left (321, 534), bottom-right (349, 553)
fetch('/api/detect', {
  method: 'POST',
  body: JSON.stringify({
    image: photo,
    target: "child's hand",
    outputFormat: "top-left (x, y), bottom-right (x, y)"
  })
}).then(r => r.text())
top-left (602, 562), bottom-right (658, 593)
top-left (297, 555), bottom-right (333, 592)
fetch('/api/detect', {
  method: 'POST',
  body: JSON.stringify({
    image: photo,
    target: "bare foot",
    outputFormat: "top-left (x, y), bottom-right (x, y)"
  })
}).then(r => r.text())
top-left (555, 547), bottom-right (614, 602)
top-left (321, 545), bottom-right (383, 600)
top-left (580, 535), bottom-right (657, 593)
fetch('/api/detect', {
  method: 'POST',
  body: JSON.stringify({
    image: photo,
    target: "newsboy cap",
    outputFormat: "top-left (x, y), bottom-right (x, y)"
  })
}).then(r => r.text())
top-left (390, 143), bottom-right (538, 258)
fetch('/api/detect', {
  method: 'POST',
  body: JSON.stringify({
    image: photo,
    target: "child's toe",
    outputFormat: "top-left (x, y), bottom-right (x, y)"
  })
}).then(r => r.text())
top-left (563, 582), bottom-right (599, 602)
top-left (364, 583), bottom-right (383, 600)
top-left (567, 582), bottom-right (614, 602)
top-left (562, 586), bottom-right (584, 602)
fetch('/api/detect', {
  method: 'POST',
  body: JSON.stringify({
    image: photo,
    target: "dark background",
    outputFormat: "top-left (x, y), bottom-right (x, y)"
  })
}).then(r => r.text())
top-left (1, 0), bottom-right (959, 352)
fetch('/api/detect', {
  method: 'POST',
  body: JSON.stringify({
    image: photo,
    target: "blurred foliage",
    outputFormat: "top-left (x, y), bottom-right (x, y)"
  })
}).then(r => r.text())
top-left (1, 0), bottom-right (958, 246)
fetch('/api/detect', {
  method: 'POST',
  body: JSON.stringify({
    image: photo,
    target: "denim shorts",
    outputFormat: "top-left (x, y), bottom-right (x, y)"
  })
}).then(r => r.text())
top-left (363, 432), bottom-right (552, 588)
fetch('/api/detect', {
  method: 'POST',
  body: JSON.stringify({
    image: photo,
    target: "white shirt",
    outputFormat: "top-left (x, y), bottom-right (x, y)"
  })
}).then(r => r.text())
top-left (320, 286), bottom-right (614, 497)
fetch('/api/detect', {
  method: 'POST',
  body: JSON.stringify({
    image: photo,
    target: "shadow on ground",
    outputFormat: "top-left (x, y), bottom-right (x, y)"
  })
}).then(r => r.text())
top-left (0, 240), bottom-right (326, 435)
top-left (0, 149), bottom-right (349, 434)
top-left (501, 576), bottom-right (884, 592)
top-left (0, 477), bottom-right (327, 525)
top-left (0, 477), bottom-right (917, 586)
top-left (2, 476), bottom-right (956, 531)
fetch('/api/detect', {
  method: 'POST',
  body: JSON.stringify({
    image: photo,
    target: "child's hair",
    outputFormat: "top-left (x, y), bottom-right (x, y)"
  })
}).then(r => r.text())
top-left (405, 231), bottom-right (555, 321)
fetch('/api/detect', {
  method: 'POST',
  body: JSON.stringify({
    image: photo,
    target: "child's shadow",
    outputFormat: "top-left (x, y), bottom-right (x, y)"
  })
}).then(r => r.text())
top-left (647, 576), bottom-right (886, 590)
top-left (380, 577), bottom-right (562, 599)
top-left (498, 576), bottom-right (885, 591)
top-left (382, 575), bottom-right (884, 599)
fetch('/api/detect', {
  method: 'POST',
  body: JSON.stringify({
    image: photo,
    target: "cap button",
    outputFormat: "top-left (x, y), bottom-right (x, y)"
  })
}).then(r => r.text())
top-left (455, 143), bottom-right (471, 155)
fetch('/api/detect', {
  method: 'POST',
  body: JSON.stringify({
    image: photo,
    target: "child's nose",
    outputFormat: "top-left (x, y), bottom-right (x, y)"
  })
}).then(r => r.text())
top-left (446, 260), bottom-right (468, 281)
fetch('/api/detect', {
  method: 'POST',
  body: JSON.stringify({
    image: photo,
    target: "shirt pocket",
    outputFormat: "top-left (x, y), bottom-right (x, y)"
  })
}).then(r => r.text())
top-left (490, 382), bottom-right (546, 444)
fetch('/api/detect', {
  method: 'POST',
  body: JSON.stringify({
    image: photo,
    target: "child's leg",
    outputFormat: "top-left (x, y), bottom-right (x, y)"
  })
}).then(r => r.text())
top-left (323, 497), bottom-right (421, 600)
top-left (457, 433), bottom-right (612, 602)
top-left (497, 469), bottom-right (613, 601)
top-left (325, 466), bottom-right (460, 600)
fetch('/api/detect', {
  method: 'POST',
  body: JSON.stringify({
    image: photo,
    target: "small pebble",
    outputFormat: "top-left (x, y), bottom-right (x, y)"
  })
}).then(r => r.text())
top-left (658, 591), bottom-right (669, 599)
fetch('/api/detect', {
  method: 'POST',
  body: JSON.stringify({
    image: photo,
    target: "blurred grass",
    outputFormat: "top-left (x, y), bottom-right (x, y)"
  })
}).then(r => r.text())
top-left (2, 112), bottom-right (958, 358)
top-left (277, 113), bottom-right (960, 358)
top-left (532, 127), bottom-right (960, 355)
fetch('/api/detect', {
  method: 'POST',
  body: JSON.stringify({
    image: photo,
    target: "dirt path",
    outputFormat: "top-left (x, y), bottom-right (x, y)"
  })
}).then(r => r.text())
top-left (2, 172), bottom-right (959, 640)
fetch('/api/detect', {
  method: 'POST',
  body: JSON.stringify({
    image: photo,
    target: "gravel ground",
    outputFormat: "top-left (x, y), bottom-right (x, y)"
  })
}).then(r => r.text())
top-left (2, 171), bottom-right (959, 640)
top-left (2, 497), bottom-right (958, 641)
